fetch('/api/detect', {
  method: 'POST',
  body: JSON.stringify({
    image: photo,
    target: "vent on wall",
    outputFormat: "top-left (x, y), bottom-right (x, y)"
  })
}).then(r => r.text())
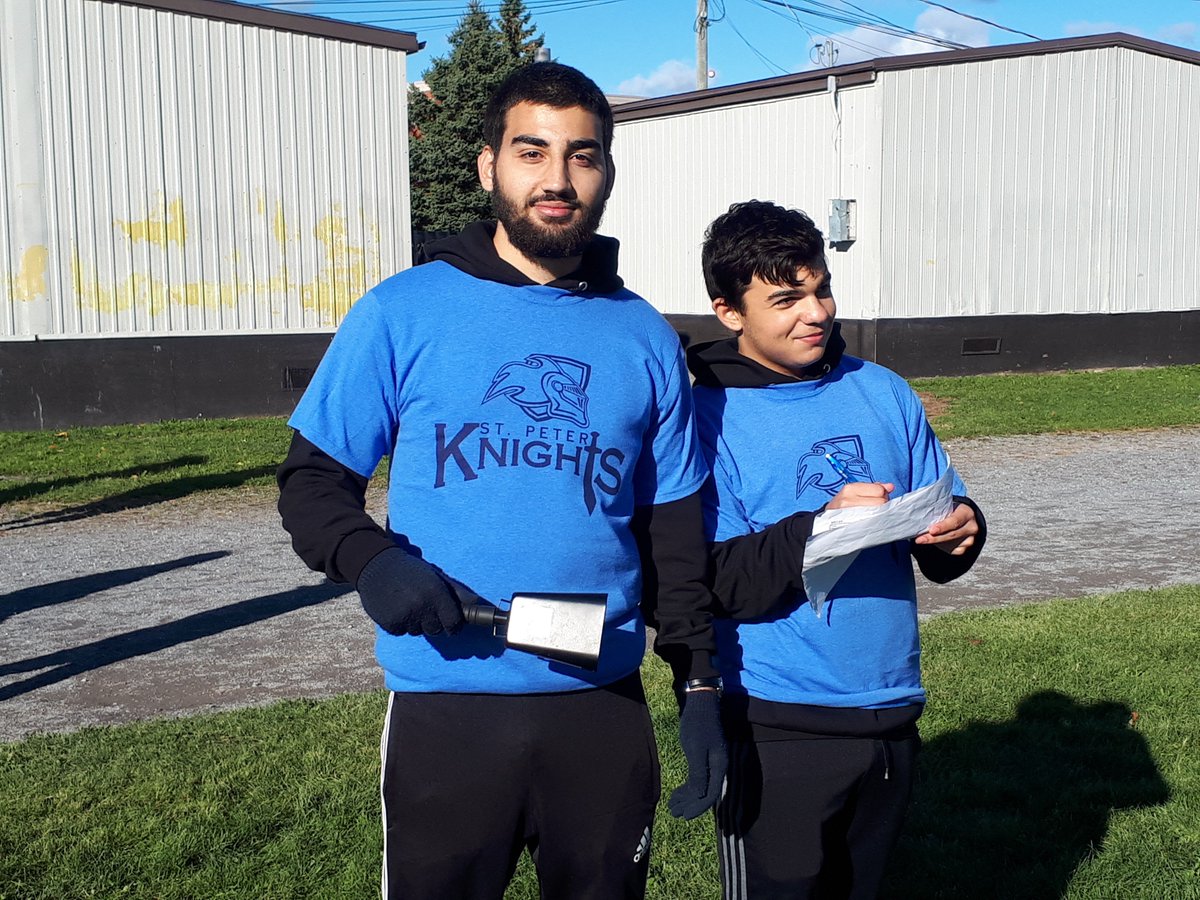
top-left (961, 337), bottom-right (1002, 356)
top-left (282, 366), bottom-right (316, 391)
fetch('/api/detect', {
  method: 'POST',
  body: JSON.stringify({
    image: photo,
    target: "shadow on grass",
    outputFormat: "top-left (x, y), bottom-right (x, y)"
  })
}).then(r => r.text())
top-left (0, 581), bottom-right (352, 702)
top-left (883, 690), bottom-right (1170, 899)
top-left (0, 464), bottom-right (278, 529)
top-left (0, 456), bottom-right (206, 505)
top-left (0, 551), bottom-right (230, 624)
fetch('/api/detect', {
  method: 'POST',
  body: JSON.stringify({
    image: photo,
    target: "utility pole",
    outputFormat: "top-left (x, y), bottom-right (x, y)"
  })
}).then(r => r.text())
top-left (696, 0), bottom-right (708, 91)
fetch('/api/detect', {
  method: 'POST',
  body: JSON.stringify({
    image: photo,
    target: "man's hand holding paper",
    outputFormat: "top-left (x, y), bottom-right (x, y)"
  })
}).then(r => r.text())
top-left (826, 480), bottom-right (895, 510)
top-left (914, 501), bottom-right (980, 556)
top-left (802, 467), bottom-right (960, 615)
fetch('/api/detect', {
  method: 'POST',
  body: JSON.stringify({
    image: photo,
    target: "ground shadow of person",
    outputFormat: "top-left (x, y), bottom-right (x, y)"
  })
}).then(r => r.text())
top-left (882, 690), bottom-right (1170, 899)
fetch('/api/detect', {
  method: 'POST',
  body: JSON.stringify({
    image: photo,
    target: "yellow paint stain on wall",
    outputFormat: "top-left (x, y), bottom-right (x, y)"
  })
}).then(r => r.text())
top-left (146, 278), bottom-right (170, 318)
top-left (116, 197), bottom-right (188, 247)
top-left (71, 250), bottom-right (231, 317)
top-left (71, 252), bottom-right (110, 311)
top-left (68, 205), bottom-right (382, 327)
top-left (300, 211), bottom-right (378, 326)
top-left (13, 245), bottom-right (49, 301)
top-left (273, 203), bottom-right (301, 247)
top-left (73, 253), bottom-right (169, 316)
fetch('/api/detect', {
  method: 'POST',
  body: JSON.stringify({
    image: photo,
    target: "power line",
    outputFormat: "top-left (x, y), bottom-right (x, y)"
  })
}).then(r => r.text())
top-left (748, 0), bottom-right (897, 59)
top-left (366, 1), bottom-right (629, 28)
top-left (724, 6), bottom-right (790, 75)
top-left (754, 0), bottom-right (972, 50)
top-left (252, 0), bottom-right (630, 30)
top-left (748, 0), bottom-right (965, 62)
top-left (915, 0), bottom-right (1042, 42)
top-left (837, 0), bottom-right (917, 34)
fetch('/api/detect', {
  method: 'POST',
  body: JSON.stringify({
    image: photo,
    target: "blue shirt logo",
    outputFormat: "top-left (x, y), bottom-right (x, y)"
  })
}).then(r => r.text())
top-left (483, 354), bottom-right (592, 427)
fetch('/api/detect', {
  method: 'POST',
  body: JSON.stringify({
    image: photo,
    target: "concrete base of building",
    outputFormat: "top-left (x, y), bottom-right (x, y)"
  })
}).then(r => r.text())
top-left (2, 310), bottom-right (1198, 430)
top-left (668, 309), bottom-right (1200, 378)
top-left (0, 333), bottom-right (333, 431)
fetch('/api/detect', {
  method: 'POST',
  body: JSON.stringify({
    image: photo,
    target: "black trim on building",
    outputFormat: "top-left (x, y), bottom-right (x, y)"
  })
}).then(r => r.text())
top-left (613, 33), bottom-right (1200, 123)
top-left (113, 0), bottom-right (420, 51)
top-left (3, 310), bottom-right (1198, 430)
top-left (668, 310), bottom-right (1200, 378)
top-left (0, 334), bottom-right (332, 431)
top-left (871, 311), bottom-right (1200, 377)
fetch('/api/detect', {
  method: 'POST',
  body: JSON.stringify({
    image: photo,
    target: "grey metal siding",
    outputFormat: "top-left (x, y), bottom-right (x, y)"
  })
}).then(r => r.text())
top-left (878, 47), bottom-right (1200, 318)
top-left (607, 38), bottom-right (1199, 325)
top-left (0, 0), bottom-right (412, 340)
top-left (604, 83), bottom-right (883, 318)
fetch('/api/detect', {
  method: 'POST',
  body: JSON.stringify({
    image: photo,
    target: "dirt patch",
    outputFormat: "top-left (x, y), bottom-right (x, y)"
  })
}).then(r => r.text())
top-left (917, 390), bottom-right (952, 420)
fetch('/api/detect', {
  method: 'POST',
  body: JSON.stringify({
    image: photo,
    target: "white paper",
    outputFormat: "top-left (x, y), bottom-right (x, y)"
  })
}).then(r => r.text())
top-left (801, 467), bottom-right (957, 617)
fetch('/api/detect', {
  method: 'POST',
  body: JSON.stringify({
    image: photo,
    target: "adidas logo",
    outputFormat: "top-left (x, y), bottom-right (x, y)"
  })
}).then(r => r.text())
top-left (632, 825), bottom-right (652, 863)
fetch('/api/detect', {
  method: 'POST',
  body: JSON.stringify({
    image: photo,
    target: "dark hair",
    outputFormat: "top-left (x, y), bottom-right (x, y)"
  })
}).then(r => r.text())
top-left (701, 200), bottom-right (827, 311)
top-left (483, 62), bottom-right (614, 156)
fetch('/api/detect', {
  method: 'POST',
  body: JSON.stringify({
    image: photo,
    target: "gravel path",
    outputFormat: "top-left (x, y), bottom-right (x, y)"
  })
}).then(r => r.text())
top-left (3, 428), bottom-right (1199, 743)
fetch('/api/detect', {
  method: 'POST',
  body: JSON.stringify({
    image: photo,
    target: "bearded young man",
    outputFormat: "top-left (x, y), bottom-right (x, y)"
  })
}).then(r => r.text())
top-left (277, 63), bottom-right (725, 900)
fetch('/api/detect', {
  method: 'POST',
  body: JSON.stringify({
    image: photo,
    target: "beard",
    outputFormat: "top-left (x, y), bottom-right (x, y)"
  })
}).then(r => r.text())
top-left (490, 181), bottom-right (607, 260)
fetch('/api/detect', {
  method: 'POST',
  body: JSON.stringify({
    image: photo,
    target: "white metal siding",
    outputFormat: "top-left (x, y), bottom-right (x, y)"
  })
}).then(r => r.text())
top-left (879, 47), bottom-right (1200, 318)
top-left (606, 84), bottom-right (884, 319)
top-left (1114, 50), bottom-right (1200, 314)
top-left (0, 0), bottom-right (411, 339)
top-left (609, 43), bottom-right (1199, 324)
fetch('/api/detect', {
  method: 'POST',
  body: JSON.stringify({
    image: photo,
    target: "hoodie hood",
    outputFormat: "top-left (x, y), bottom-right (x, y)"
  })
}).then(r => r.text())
top-left (687, 324), bottom-right (846, 388)
top-left (416, 221), bottom-right (625, 294)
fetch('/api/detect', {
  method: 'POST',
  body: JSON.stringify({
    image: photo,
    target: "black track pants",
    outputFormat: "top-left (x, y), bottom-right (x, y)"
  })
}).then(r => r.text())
top-left (379, 673), bottom-right (660, 900)
top-left (716, 734), bottom-right (919, 900)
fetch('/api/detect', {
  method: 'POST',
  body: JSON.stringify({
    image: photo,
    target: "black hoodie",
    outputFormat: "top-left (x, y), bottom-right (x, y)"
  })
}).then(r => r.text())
top-left (684, 328), bottom-right (987, 738)
top-left (277, 222), bottom-right (717, 680)
top-left (416, 221), bottom-right (625, 293)
top-left (687, 326), bottom-right (986, 608)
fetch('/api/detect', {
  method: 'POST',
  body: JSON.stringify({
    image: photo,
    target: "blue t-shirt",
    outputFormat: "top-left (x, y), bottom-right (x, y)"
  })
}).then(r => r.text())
top-left (291, 261), bottom-right (706, 694)
top-left (694, 355), bottom-right (966, 709)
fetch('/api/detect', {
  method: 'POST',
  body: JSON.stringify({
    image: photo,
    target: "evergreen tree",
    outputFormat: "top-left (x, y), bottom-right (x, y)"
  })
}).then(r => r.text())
top-left (409, 1), bottom-right (544, 234)
top-left (499, 0), bottom-right (544, 64)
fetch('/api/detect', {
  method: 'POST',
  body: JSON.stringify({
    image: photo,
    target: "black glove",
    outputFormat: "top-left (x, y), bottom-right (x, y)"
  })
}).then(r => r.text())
top-left (668, 688), bottom-right (728, 820)
top-left (355, 547), bottom-right (477, 636)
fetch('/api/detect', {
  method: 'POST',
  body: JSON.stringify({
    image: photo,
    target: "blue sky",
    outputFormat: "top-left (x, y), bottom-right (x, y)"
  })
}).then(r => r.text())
top-left (247, 1), bottom-right (1200, 96)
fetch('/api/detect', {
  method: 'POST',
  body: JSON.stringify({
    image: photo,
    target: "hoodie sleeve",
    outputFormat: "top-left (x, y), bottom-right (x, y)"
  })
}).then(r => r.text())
top-left (632, 491), bottom-right (719, 682)
top-left (692, 389), bottom-right (821, 620)
top-left (707, 510), bottom-right (818, 619)
top-left (276, 431), bottom-right (395, 585)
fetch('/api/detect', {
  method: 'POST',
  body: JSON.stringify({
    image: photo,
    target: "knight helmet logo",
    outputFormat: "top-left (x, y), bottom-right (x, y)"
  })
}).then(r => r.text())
top-left (483, 354), bottom-right (592, 427)
top-left (796, 435), bottom-right (873, 498)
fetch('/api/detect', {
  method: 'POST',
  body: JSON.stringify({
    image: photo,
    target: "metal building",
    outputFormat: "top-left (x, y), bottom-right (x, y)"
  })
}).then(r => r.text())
top-left (604, 34), bottom-right (1200, 376)
top-left (0, 0), bottom-right (418, 429)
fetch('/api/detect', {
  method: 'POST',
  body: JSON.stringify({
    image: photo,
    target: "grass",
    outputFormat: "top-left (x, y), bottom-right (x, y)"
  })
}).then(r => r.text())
top-left (3, 366), bottom-right (1198, 895)
top-left (911, 364), bottom-right (1200, 440)
top-left (3, 586), bottom-right (1199, 899)
top-left (886, 587), bottom-right (1200, 899)
top-left (0, 364), bottom-right (1195, 511)
top-left (0, 418), bottom-right (291, 510)
top-left (0, 365), bottom-right (1198, 509)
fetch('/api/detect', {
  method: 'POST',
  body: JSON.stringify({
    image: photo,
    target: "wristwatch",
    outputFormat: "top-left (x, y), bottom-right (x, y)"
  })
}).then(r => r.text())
top-left (683, 676), bottom-right (723, 696)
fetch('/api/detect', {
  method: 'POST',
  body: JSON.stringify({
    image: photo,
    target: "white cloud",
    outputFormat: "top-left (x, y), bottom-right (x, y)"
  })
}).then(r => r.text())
top-left (1157, 22), bottom-right (1197, 47)
top-left (795, 7), bottom-right (990, 71)
top-left (911, 6), bottom-right (990, 48)
top-left (616, 59), bottom-right (695, 98)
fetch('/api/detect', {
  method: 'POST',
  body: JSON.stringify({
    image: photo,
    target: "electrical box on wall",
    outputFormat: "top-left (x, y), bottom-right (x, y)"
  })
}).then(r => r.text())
top-left (829, 199), bottom-right (856, 245)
